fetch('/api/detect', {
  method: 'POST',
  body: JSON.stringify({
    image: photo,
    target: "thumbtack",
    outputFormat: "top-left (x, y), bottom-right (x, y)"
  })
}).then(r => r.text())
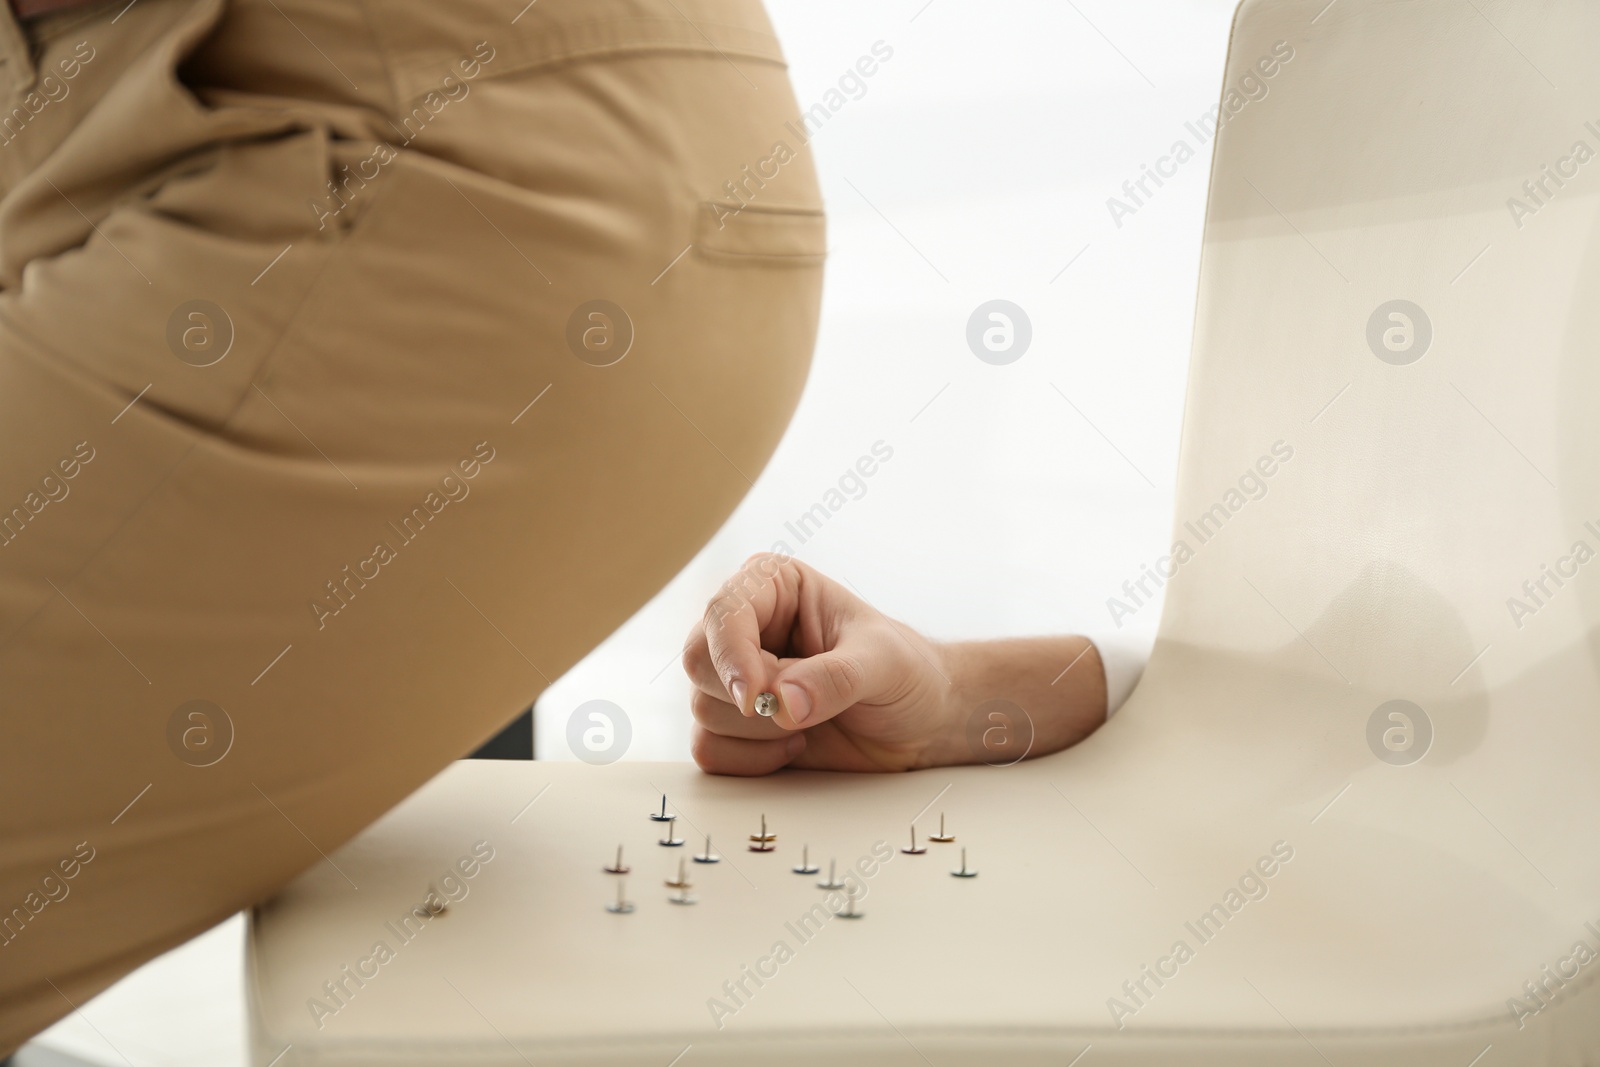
top-left (748, 813), bottom-right (776, 852)
top-left (793, 844), bottom-right (820, 875)
top-left (901, 824), bottom-right (926, 855)
top-left (694, 834), bottom-right (721, 864)
top-left (929, 813), bottom-right (955, 843)
top-left (649, 795), bottom-right (675, 822)
top-left (951, 848), bottom-right (978, 878)
top-left (669, 884), bottom-right (698, 905)
top-left (424, 886), bottom-right (448, 916)
top-left (836, 883), bottom-right (864, 919)
top-left (755, 692), bottom-right (778, 717)
top-left (659, 816), bottom-right (685, 847)
top-left (603, 845), bottom-right (631, 874)
top-left (665, 856), bottom-right (692, 889)
top-left (605, 879), bottom-right (635, 914)
top-left (818, 858), bottom-right (845, 890)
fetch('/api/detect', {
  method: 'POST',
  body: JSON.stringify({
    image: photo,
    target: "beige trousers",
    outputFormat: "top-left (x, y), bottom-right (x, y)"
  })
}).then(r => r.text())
top-left (0, 0), bottom-right (823, 1050)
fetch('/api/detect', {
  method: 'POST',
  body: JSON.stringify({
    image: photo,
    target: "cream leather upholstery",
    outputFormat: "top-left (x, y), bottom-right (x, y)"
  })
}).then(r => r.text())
top-left (246, 0), bottom-right (1600, 1062)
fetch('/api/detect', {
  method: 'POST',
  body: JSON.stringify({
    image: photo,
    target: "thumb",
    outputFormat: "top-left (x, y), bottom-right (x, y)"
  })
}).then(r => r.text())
top-left (772, 648), bottom-right (869, 728)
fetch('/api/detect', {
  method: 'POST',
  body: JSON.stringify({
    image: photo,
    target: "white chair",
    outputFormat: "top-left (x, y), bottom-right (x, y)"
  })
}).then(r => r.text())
top-left (245, 0), bottom-right (1600, 1062)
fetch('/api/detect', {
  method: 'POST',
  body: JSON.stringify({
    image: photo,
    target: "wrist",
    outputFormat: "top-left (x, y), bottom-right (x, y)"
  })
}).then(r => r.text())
top-left (931, 636), bottom-right (1108, 766)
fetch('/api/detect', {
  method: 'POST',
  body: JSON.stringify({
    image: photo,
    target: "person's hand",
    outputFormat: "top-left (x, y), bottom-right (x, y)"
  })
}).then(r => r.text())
top-left (680, 554), bottom-right (964, 775)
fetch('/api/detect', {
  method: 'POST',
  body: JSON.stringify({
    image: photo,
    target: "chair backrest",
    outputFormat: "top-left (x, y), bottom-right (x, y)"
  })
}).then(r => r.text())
top-left (1118, 0), bottom-right (1600, 799)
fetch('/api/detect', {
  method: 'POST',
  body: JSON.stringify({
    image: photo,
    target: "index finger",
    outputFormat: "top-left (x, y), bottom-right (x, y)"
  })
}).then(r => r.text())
top-left (700, 553), bottom-right (790, 716)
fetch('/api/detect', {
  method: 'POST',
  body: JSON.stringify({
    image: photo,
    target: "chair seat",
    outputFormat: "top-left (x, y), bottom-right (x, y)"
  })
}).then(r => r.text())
top-left (245, 657), bottom-right (1600, 1065)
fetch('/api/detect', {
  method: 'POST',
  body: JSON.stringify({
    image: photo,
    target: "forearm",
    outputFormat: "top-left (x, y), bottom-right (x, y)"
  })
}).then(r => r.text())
top-left (932, 636), bottom-right (1108, 765)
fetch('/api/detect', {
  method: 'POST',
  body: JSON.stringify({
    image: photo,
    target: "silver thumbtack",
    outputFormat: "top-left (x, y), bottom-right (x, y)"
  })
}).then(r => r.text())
top-left (603, 845), bottom-right (631, 874)
top-left (836, 883), bottom-right (864, 919)
top-left (901, 824), bottom-right (926, 855)
top-left (951, 848), bottom-right (978, 878)
top-left (660, 816), bottom-right (685, 847)
top-left (818, 858), bottom-right (845, 890)
top-left (793, 844), bottom-right (819, 875)
top-left (748, 813), bottom-right (776, 852)
top-left (694, 834), bottom-right (721, 864)
top-left (606, 878), bottom-right (635, 914)
top-left (754, 691), bottom-right (779, 717)
top-left (929, 813), bottom-right (955, 843)
top-left (669, 884), bottom-right (698, 905)
top-left (665, 856), bottom-right (692, 889)
top-left (649, 795), bottom-right (675, 822)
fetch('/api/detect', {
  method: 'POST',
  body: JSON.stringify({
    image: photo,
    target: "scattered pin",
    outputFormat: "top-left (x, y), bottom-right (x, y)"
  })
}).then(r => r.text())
top-left (748, 813), bottom-right (776, 852)
top-left (649, 795), bottom-right (675, 822)
top-left (901, 824), bottom-right (927, 855)
top-left (693, 834), bottom-right (721, 864)
top-left (606, 879), bottom-right (635, 914)
top-left (818, 858), bottom-right (845, 890)
top-left (836, 883), bottom-right (864, 919)
top-left (665, 856), bottom-right (692, 889)
top-left (669, 884), bottom-right (698, 906)
top-left (603, 844), bottom-right (631, 875)
top-left (929, 813), bottom-right (955, 843)
top-left (754, 691), bottom-right (778, 717)
top-left (659, 816), bottom-right (685, 847)
top-left (951, 848), bottom-right (978, 878)
top-left (793, 844), bottom-right (820, 875)
top-left (424, 886), bottom-right (448, 916)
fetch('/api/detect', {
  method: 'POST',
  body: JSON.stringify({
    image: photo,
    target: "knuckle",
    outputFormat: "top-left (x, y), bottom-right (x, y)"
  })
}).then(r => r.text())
top-left (821, 653), bottom-right (866, 700)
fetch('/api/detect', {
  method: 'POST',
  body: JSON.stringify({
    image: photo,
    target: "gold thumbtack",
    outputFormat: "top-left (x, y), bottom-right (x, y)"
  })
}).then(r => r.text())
top-left (929, 813), bottom-right (955, 843)
top-left (665, 856), bottom-right (692, 889)
top-left (748, 813), bottom-right (776, 852)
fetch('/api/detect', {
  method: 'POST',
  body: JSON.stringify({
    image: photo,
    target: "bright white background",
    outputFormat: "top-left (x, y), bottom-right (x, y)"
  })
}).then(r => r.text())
top-left (37, 1), bottom-right (1231, 1062)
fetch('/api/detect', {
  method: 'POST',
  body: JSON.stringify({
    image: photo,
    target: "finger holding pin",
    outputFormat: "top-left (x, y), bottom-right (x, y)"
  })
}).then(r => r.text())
top-left (901, 824), bottom-right (927, 855)
top-left (793, 844), bottom-right (819, 875)
top-left (754, 692), bottom-right (779, 718)
top-left (603, 844), bottom-right (631, 875)
top-left (694, 834), bottom-right (721, 864)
